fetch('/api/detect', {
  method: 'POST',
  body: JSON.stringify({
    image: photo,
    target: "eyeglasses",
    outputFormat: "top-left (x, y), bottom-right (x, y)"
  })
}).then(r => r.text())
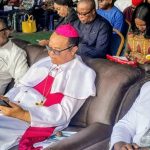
top-left (77, 9), bottom-right (93, 16)
top-left (46, 45), bottom-right (73, 55)
top-left (0, 27), bottom-right (7, 32)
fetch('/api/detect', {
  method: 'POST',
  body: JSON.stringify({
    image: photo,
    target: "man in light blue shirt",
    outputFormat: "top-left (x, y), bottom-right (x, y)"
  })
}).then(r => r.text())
top-left (97, 0), bottom-right (125, 35)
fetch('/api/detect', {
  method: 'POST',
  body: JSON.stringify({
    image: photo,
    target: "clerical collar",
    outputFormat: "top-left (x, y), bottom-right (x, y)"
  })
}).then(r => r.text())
top-left (52, 55), bottom-right (79, 72)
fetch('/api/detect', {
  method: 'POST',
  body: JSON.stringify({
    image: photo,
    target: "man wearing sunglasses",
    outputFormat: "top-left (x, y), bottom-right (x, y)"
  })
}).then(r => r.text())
top-left (73, 0), bottom-right (112, 58)
top-left (0, 24), bottom-right (96, 149)
top-left (0, 19), bottom-right (28, 95)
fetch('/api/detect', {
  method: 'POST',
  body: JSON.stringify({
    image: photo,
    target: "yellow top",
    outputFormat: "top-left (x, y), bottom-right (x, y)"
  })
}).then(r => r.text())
top-left (126, 33), bottom-right (150, 64)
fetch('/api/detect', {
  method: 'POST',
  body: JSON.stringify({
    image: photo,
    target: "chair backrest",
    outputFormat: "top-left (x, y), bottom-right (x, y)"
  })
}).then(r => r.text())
top-left (123, 19), bottom-right (131, 38)
top-left (125, 19), bottom-right (131, 33)
top-left (11, 38), bottom-right (48, 66)
top-left (116, 75), bottom-right (150, 122)
top-left (5, 38), bottom-right (48, 93)
top-left (125, 19), bottom-right (131, 29)
top-left (70, 58), bottom-right (144, 127)
top-left (110, 28), bottom-right (125, 56)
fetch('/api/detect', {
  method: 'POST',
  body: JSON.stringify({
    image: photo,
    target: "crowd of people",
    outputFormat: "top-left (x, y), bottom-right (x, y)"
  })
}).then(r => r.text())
top-left (0, 0), bottom-right (150, 149)
top-left (0, 0), bottom-right (55, 31)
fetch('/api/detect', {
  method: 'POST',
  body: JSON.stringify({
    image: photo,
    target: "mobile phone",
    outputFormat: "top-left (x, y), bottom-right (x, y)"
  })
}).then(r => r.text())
top-left (0, 100), bottom-right (11, 107)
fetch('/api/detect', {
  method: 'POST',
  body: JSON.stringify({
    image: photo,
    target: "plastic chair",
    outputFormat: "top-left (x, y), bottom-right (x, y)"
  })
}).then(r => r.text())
top-left (110, 28), bottom-right (125, 56)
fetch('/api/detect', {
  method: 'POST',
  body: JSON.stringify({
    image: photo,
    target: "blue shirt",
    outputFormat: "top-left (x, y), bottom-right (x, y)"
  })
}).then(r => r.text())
top-left (97, 6), bottom-right (125, 34)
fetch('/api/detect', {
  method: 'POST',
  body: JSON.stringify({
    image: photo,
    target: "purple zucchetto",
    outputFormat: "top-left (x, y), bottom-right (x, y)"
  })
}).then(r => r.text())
top-left (55, 24), bottom-right (79, 38)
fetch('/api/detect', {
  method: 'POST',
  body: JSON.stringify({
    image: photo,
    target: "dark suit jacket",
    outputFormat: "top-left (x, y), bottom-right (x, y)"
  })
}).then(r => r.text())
top-left (73, 14), bottom-right (112, 58)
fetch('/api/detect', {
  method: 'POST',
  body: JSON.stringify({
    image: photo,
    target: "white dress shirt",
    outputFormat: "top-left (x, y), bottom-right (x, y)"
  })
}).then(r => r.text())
top-left (0, 40), bottom-right (28, 95)
top-left (114, 0), bottom-right (132, 12)
top-left (110, 81), bottom-right (150, 149)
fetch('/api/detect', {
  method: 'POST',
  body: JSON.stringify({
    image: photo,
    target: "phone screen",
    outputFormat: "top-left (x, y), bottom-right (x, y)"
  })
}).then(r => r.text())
top-left (0, 100), bottom-right (11, 107)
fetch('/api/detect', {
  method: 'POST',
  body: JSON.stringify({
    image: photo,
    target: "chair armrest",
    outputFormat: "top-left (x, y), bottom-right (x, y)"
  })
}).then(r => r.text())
top-left (44, 122), bottom-right (112, 150)
top-left (84, 138), bottom-right (110, 150)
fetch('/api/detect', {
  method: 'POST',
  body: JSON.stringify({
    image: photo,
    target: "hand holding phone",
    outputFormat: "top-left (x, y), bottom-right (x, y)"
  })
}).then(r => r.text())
top-left (0, 99), bottom-right (11, 107)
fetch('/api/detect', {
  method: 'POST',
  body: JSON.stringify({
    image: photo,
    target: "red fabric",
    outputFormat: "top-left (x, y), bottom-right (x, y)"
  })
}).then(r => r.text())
top-left (34, 76), bottom-right (64, 106)
top-left (19, 127), bottom-right (54, 150)
top-left (7, 0), bottom-right (20, 6)
top-left (19, 75), bottom-right (64, 150)
top-left (34, 76), bottom-right (54, 97)
top-left (106, 55), bottom-right (137, 67)
top-left (132, 0), bottom-right (144, 6)
top-left (123, 6), bottom-right (133, 23)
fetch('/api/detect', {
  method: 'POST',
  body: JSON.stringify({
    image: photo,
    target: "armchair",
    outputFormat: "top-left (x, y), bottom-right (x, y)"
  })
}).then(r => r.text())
top-left (44, 58), bottom-right (145, 150)
top-left (110, 28), bottom-right (125, 56)
top-left (9, 39), bottom-right (148, 150)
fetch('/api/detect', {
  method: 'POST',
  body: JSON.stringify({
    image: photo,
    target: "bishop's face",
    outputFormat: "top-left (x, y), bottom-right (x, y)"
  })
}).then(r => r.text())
top-left (47, 32), bottom-right (77, 65)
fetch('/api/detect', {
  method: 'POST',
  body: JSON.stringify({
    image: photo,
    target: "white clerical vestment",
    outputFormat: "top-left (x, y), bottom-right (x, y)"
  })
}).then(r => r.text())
top-left (0, 55), bottom-right (96, 150)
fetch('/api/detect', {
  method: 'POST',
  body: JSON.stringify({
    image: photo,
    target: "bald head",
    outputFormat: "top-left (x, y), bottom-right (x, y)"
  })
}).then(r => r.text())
top-left (77, 0), bottom-right (96, 10)
top-left (77, 0), bottom-right (96, 24)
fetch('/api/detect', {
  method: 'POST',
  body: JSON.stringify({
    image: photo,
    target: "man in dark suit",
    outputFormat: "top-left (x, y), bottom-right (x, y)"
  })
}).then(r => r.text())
top-left (73, 0), bottom-right (112, 58)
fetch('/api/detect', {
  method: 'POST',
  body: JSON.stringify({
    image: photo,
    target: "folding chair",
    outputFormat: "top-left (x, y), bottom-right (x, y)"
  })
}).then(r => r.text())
top-left (110, 28), bottom-right (125, 56)
top-left (125, 19), bottom-right (131, 28)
